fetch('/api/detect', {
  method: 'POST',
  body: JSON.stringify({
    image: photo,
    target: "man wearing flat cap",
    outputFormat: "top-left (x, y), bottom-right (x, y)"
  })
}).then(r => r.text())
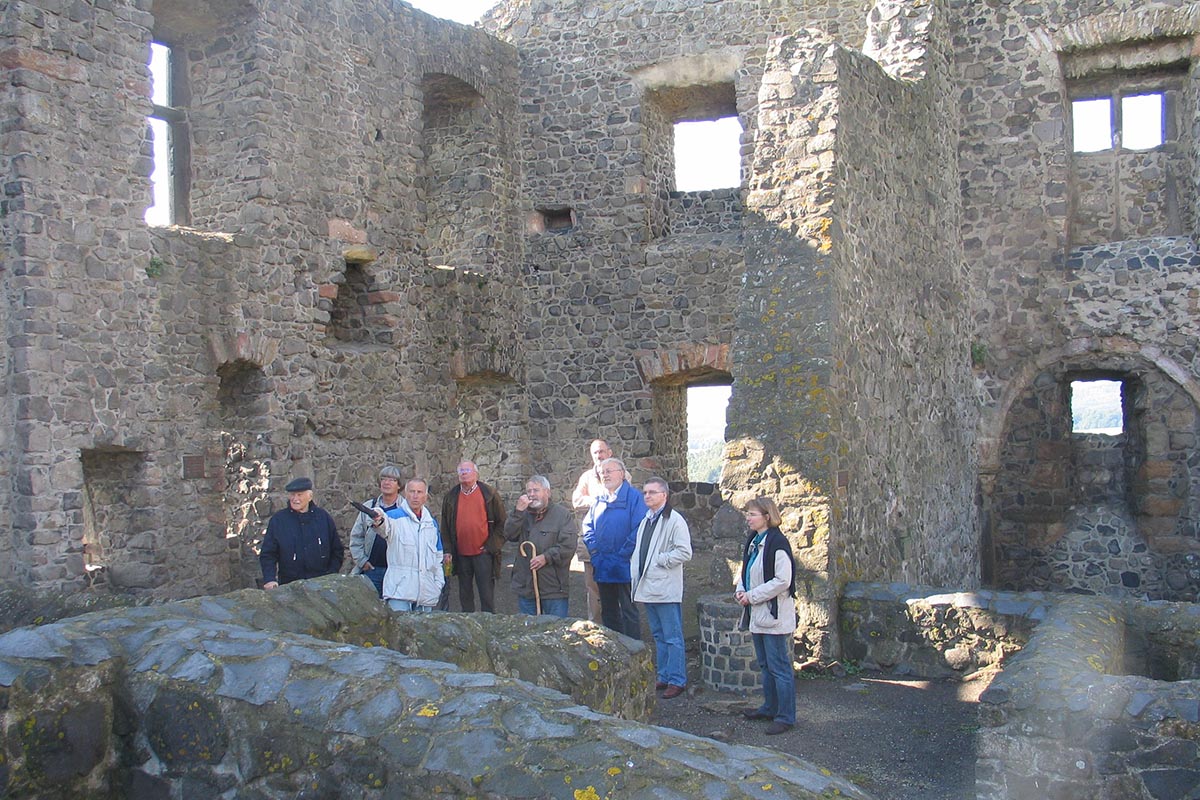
top-left (260, 476), bottom-right (345, 589)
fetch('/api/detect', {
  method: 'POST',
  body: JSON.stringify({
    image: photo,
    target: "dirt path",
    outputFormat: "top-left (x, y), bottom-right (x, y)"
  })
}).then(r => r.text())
top-left (649, 666), bottom-right (988, 800)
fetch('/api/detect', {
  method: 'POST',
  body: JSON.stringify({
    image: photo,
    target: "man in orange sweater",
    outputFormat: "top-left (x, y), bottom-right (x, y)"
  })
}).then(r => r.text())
top-left (439, 460), bottom-right (507, 612)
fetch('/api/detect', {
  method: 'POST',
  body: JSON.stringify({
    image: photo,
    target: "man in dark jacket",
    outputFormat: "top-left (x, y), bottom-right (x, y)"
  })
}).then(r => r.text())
top-left (503, 474), bottom-right (576, 617)
top-left (260, 477), bottom-right (344, 588)
top-left (439, 460), bottom-right (506, 612)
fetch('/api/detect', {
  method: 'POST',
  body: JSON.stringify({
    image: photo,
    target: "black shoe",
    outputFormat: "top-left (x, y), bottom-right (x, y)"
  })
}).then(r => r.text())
top-left (661, 684), bottom-right (685, 699)
top-left (655, 681), bottom-right (668, 691)
top-left (741, 708), bottom-right (771, 720)
top-left (765, 722), bottom-right (793, 735)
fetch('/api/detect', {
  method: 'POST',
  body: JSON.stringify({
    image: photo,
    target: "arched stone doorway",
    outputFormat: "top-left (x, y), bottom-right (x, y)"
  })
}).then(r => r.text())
top-left (984, 342), bottom-right (1200, 601)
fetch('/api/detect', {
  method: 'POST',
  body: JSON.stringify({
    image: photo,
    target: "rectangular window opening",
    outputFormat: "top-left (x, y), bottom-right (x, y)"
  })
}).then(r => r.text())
top-left (687, 384), bottom-right (731, 482)
top-left (1121, 92), bottom-right (1165, 150)
top-left (1072, 97), bottom-right (1113, 153)
top-left (146, 41), bottom-right (188, 226)
top-left (1071, 379), bottom-right (1124, 435)
top-left (674, 116), bottom-right (742, 191)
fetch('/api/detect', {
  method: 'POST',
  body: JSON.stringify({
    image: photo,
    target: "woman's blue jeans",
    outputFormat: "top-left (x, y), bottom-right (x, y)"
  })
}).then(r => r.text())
top-left (752, 632), bottom-right (796, 725)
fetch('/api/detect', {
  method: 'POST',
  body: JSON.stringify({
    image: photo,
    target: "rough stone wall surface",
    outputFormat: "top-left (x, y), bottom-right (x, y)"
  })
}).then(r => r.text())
top-left (1, 0), bottom-right (527, 593)
top-left (838, 582), bottom-right (1044, 679)
top-left (989, 335), bottom-right (1200, 601)
top-left (833, 1), bottom-right (978, 593)
top-left (956, 0), bottom-right (1200, 595)
top-left (485, 0), bottom-right (870, 493)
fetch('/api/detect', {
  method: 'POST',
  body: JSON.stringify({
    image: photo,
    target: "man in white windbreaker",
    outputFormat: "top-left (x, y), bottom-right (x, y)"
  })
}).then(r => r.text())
top-left (364, 477), bottom-right (444, 612)
top-left (630, 477), bottom-right (693, 699)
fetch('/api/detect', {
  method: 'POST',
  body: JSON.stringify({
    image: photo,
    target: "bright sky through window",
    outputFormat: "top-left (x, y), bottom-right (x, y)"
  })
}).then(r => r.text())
top-left (1122, 93), bottom-right (1164, 150)
top-left (404, 0), bottom-right (499, 23)
top-left (1072, 98), bottom-right (1112, 153)
top-left (675, 117), bottom-right (742, 191)
top-left (145, 43), bottom-right (171, 226)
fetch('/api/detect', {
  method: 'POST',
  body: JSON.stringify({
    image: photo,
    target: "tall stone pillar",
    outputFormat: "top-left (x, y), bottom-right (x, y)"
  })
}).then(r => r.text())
top-left (725, 32), bottom-right (842, 661)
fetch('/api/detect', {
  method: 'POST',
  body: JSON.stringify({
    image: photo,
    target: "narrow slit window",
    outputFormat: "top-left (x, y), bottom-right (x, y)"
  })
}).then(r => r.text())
top-left (1071, 379), bottom-right (1123, 435)
top-left (674, 116), bottom-right (743, 191)
top-left (1121, 93), bottom-right (1164, 150)
top-left (1072, 98), bottom-right (1112, 153)
top-left (146, 42), bottom-right (188, 226)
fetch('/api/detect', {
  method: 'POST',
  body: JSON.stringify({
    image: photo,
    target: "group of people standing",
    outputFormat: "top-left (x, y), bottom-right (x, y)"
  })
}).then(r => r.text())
top-left (257, 440), bottom-right (797, 729)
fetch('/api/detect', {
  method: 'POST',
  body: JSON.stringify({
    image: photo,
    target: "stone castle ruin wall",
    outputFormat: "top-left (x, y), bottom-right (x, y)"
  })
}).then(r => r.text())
top-left (1, 0), bottom-right (1199, 666)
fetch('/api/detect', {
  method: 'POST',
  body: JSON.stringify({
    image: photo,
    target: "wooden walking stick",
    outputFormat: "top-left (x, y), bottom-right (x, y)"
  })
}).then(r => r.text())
top-left (519, 541), bottom-right (541, 614)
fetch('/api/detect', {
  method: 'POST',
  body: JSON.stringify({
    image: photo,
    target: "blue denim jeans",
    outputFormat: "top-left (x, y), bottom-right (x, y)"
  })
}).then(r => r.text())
top-left (387, 599), bottom-right (434, 612)
top-left (362, 567), bottom-right (385, 597)
top-left (517, 596), bottom-right (569, 618)
top-left (643, 602), bottom-right (686, 687)
top-left (752, 632), bottom-right (796, 725)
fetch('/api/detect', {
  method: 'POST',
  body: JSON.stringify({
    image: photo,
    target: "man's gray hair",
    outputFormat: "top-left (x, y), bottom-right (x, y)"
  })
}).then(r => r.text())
top-left (379, 465), bottom-right (403, 480)
top-left (599, 457), bottom-right (626, 474)
top-left (645, 476), bottom-right (669, 494)
top-left (527, 474), bottom-right (551, 490)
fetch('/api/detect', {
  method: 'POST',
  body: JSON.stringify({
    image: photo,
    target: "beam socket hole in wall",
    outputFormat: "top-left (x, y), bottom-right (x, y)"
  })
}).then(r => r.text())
top-left (688, 383), bottom-right (731, 482)
top-left (326, 261), bottom-right (394, 347)
top-left (535, 205), bottom-right (574, 234)
top-left (217, 359), bottom-right (271, 421)
top-left (1070, 378), bottom-right (1124, 435)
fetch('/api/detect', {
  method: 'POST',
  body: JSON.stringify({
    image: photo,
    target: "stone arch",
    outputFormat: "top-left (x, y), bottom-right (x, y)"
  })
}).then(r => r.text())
top-left (983, 336), bottom-right (1200, 600)
top-left (980, 336), bottom-right (1200, 474)
top-left (207, 331), bottom-right (279, 588)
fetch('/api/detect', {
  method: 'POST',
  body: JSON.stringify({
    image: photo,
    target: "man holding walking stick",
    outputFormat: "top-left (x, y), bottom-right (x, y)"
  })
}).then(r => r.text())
top-left (503, 475), bottom-right (575, 618)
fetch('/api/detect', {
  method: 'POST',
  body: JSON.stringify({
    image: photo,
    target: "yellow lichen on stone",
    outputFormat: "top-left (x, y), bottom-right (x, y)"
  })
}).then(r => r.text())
top-left (416, 703), bottom-right (440, 717)
top-left (574, 787), bottom-right (601, 800)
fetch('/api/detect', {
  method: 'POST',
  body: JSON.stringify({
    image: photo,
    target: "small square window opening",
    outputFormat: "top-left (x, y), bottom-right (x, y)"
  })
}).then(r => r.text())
top-left (1072, 98), bottom-right (1112, 153)
top-left (674, 116), bottom-right (742, 191)
top-left (1121, 93), bottom-right (1164, 150)
top-left (1070, 379), bottom-right (1123, 435)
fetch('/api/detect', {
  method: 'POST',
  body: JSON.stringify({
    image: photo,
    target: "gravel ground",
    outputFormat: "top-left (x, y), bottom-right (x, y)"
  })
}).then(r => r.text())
top-left (649, 651), bottom-right (991, 800)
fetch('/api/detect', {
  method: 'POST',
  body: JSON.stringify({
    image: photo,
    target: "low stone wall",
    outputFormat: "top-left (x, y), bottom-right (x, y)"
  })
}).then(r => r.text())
top-left (0, 576), bottom-right (874, 799)
top-left (838, 582), bottom-right (1045, 678)
top-left (976, 596), bottom-right (1200, 800)
top-left (835, 582), bottom-right (1200, 800)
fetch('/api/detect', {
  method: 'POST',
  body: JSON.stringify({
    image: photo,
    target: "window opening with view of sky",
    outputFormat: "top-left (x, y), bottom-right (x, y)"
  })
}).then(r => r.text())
top-left (1072, 92), bottom-right (1165, 153)
top-left (1071, 379), bottom-right (1123, 435)
top-left (674, 117), bottom-right (743, 191)
top-left (146, 42), bottom-right (185, 226)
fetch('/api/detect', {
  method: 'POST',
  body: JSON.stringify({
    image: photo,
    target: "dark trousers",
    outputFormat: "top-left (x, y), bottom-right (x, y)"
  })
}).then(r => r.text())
top-left (457, 552), bottom-right (495, 613)
top-left (597, 581), bottom-right (641, 640)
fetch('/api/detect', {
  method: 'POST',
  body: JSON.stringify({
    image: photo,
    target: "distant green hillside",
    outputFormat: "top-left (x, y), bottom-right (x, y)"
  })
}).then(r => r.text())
top-left (688, 440), bottom-right (724, 483)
